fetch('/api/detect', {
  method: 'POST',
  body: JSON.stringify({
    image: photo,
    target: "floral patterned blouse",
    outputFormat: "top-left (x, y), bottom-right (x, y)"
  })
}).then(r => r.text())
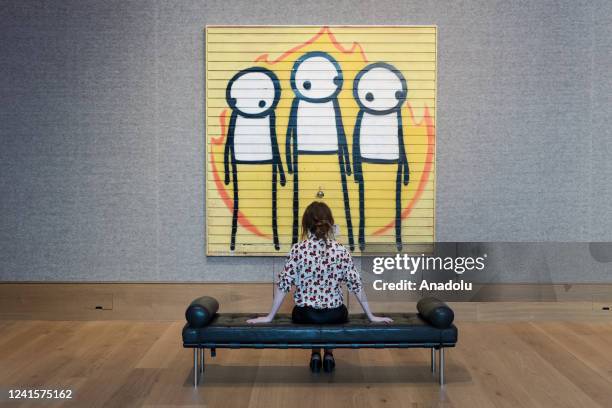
top-left (277, 235), bottom-right (363, 309)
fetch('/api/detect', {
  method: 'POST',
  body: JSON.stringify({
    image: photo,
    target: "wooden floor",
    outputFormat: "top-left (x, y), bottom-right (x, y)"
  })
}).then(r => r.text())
top-left (1, 320), bottom-right (612, 408)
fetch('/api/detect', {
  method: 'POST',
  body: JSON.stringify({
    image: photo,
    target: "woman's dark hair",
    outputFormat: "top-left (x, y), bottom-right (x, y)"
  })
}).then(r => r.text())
top-left (301, 201), bottom-right (335, 241)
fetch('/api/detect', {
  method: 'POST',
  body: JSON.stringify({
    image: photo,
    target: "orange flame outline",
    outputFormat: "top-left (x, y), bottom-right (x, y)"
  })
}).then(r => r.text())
top-left (372, 105), bottom-right (435, 236)
top-left (254, 26), bottom-right (369, 64)
top-left (210, 26), bottom-right (435, 244)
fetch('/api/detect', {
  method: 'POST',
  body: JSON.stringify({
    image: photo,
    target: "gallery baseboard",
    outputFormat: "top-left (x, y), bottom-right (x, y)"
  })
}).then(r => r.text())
top-left (1, 282), bottom-right (611, 321)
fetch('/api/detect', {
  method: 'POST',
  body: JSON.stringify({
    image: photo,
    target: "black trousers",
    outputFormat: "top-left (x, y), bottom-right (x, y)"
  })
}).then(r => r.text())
top-left (291, 304), bottom-right (348, 324)
top-left (292, 304), bottom-right (348, 354)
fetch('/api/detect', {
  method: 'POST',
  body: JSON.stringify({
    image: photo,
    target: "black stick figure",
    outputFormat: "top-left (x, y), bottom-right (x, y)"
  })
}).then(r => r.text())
top-left (224, 67), bottom-right (285, 251)
top-left (353, 62), bottom-right (409, 251)
top-left (285, 52), bottom-right (354, 250)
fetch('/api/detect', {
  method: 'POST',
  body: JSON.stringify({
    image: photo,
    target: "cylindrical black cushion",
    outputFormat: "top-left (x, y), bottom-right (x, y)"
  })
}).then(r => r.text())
top-left (417, 297), bottom-right (454, 329)
top-left (185, 296), bottom-right (219, 328)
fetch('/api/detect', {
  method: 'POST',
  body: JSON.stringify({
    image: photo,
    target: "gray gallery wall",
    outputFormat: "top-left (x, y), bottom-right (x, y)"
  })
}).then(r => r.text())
top-left (1, 0), bottom-right (611, 282)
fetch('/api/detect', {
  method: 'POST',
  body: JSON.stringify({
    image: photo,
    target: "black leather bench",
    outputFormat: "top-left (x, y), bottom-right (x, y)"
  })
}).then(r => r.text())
top-left (182, 296), bottom-right (458, 386)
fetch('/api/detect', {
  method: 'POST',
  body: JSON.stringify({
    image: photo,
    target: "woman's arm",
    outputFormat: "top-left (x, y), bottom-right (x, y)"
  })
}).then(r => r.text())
top-left (246, 284), bottom-right (287, 324)
top-left (247, 243), bottom-right (298, 324)
top-left (352, 288), bottom-right (393, 324)
top-left (342, 248), bottom-right (393, 324)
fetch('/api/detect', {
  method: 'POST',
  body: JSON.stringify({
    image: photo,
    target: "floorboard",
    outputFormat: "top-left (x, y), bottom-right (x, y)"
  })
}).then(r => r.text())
top-left (1, 320), bottom-right (611, 407)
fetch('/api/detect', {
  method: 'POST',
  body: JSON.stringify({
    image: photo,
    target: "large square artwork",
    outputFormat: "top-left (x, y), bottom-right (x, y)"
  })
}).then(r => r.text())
top-left (206, 26), bottom-right (436, 255)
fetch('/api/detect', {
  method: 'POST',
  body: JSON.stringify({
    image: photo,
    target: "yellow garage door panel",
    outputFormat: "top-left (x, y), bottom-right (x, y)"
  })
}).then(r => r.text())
top-left (207, 79), bottom-right (436, 91)
top-left (208, 235), bottom-right (435, 246)
top-left (207, 61), bottom-right (435, 73)
top-left (207, 43), bottom-right (437, 54)
top-left (208, 243), bottom-right (435, 256)
top-left (207, 26), bottom-right (436, 33)
top-left (207, 220), bottom-right (434, 231)
top-left (207, 199), bottom-right (435, 210)
top-left (206, 171), bottom-right (432, 183)
top-left (206, 181), bottom-right (435, 192)
top-left (207, 215), bottom-right (435, 226)
top-left (207, 157), bottom-right (434, 168)
top-left (208, 32), bottom-right (435, 42)
top-left (208, 225), bottom-right (435, 237)
top-left (206, 183), bottom-right (436, 195)
top-left (206, 88), bottom-right (435, 100)
top-left (206, 25), bottom-right (436, 255)
top-left (206, 189), bottom-right (435, 200)
top-left (207, 69), bottom-right (436, 81)
top-left (206, 140), bottom-right (435, 156)
top-left (208, 52), bottom-right (436, 63)
top-left (206, 208), bottom-right (434, 221)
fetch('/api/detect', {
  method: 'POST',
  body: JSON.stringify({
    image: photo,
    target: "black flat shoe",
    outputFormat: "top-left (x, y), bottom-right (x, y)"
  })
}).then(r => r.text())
top-left (323, 353), bottom-right (335, 373)
top-left (310, 352), bottom-right (322, 373)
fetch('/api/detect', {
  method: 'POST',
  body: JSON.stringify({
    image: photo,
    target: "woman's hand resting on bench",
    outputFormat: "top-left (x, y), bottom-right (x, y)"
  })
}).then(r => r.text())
top-left (246, 315), bottom-right (274, 324)
top-left (354, 289), bottom-right (393, 324)
top-left (368, 315), bottom-right (393, 324)
top-left (247, 285), bottom-right (286, 324)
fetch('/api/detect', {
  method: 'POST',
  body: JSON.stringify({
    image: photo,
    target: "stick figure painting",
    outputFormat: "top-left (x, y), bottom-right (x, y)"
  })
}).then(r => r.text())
top-left (224, 67), bottom-right (285, 251)
top-left (206, 26), bottom-right (436, 256)
top-left (286, 52), bottom-right (355, 250)
top-left (352, 62), bottom-right (409, 251)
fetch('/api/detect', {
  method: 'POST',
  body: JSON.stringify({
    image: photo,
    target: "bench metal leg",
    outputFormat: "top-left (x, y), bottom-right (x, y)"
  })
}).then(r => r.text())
top-left (193, 348), bottom-right (199, 387)
top-left (438, 347), bottom-right (445, 386)
top-left (431, 348), bottom-right (436, 374)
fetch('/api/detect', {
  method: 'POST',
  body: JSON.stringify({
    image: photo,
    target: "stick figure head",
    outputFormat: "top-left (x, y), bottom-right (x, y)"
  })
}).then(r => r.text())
top-left (226, 67), bottom-right (281, 118)
top-left (353, 62), bottom-right (407, 115)
top-left (290, 52), bottom-right (343, 102)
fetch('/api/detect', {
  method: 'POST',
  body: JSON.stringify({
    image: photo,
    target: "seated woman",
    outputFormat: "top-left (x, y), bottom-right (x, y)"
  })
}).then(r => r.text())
top-left (247, 201), bottom-right (392, 372)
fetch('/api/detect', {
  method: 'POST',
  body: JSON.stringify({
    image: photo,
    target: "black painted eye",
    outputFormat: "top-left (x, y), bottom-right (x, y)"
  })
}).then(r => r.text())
top-left (258, 100), bottom-right (266, 108)
top-left (228, 97), bottom-right (237, 106)
top-left (333, 76), bottom-right (342, 87)
top-left (395, 90), bottom-right (405, 100)
top-left (303, 81), bottom-right (311, 90)
top-left (365, 92), bottom-right (374, 102)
